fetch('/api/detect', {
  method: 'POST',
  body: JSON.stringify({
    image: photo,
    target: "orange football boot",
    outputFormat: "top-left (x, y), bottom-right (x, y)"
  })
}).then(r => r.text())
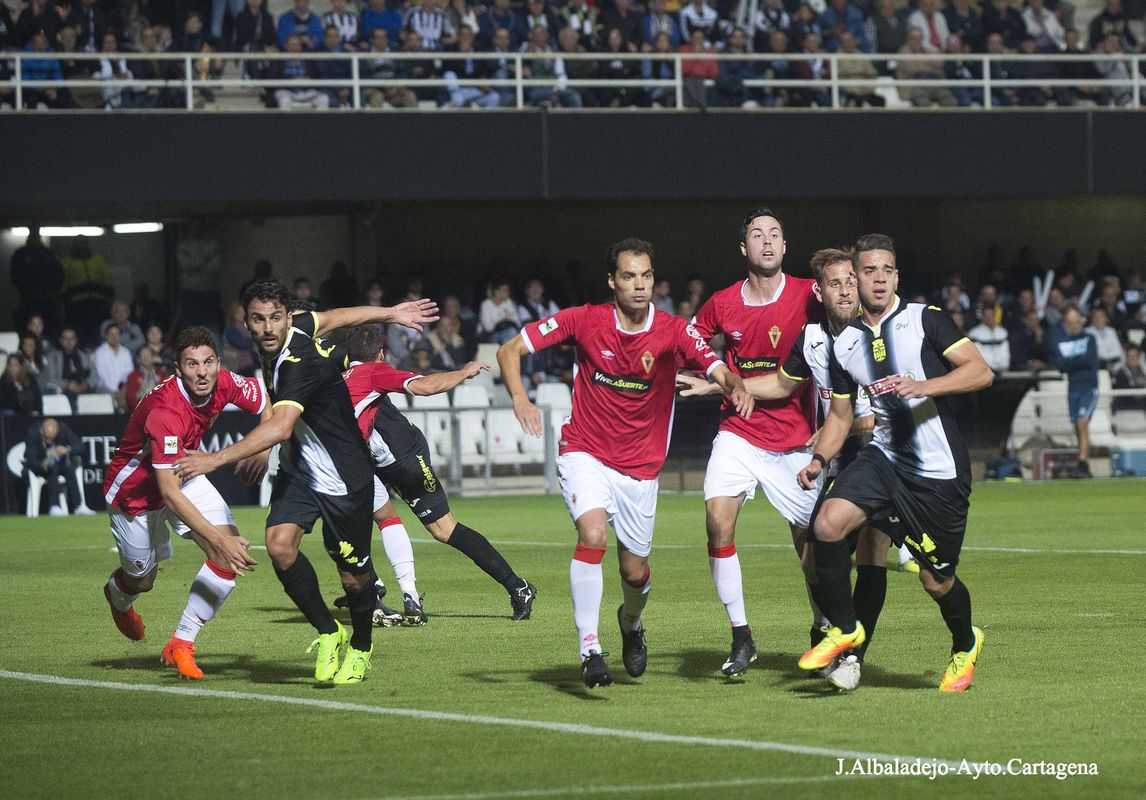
top-left (104, 583), bottom-right (145, 641)
top-left (161, 637), bottom-right (205, 681)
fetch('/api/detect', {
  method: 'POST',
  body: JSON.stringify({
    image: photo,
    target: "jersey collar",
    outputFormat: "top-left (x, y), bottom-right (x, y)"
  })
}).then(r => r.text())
top-left (858, 294), bottom-right (903, 335)
top-left (174, 373), bottom-right (212, 409)
top-left (613, 304), bottom-right (655, 335)
top-left (740, 273), bottom-right (786, 307)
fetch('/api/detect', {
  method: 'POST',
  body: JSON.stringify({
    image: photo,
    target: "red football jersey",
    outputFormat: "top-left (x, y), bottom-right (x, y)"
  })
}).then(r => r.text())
top-left (692, 275), bottom-right (821, 451)
top-left (342, 361), bottom-right (422, 442)
top-left (103, 370), bottom-right (266, 515)
top-left (521, 304), bottom-right (721, 480)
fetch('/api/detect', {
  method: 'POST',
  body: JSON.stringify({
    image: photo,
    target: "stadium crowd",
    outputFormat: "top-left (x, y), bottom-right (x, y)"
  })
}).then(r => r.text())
top-left (2, 0), bottom-right (1145, 109)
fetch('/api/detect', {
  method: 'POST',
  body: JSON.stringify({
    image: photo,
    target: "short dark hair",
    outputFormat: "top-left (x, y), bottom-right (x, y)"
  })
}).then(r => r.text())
top-left (607, 238), bottom-right (654, 274)
top-left (174, 326), bottom-right (218, 361)
top-left (347, 324), bottom-right (386, 364)
top-left (242, 278), bottom-right (293, 312)
top-left (809, 248), bottom-right (853, 283)
top-left (853, 233), bottom-right (896, 258)
top-left (104, 323), bottom-right (122, 336)
top-left (740, 207), bottom-right (784, 243)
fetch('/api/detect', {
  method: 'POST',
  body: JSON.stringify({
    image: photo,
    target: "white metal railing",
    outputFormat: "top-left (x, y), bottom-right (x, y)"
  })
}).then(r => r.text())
top-left (2, 50), bottom-right (1144, 111)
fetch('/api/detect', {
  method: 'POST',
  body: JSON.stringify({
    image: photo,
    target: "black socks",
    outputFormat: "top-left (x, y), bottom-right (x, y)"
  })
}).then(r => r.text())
top-left (275, 554), bottom-right (336, 635)
top-left (853, 565), bottom-right (887, 660)
top-left (936, 576), bottom-right (975, 652)
top-left (812, 538), bottom-right (857, 632)
top-left (447, 523), bottom-right (524, 591)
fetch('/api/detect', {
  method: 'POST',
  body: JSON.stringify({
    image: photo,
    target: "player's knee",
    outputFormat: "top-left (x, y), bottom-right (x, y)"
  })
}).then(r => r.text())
top-left (425, 515), bottom-right (455, 542)
top-left (576, 528), bottom-right (607, 550)
top-left (264, 535), bottom-right (297, 568)
top-left (129, 569), bottom-right (158, 593)
top-left (620, 561), bottom-right (649, 585)
top-left (339, 571), bottom-right (374, 593)
top-left (919, 570), bottom-right (952, 599)
top-left (810, 512), bottom-right (843, 543)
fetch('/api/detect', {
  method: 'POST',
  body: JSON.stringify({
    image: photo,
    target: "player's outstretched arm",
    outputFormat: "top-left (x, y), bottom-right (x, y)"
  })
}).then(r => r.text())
top-left (155, 469), bottom-right (256, 574)
top-left (313, 299), bottom-right (440, 337)
top-left (408, 362), bottom-right (490, 396)
top-left (797, 395), bottom-right (853, 490)
top-left (676, 372), bottom-right (721, 397)
top-left (710, 364), bottom-right (755, 419)
top-left (234, 401), bottom-right (275, 485)
top-left (889, 341), bottom-right (994, 400)
top-left (174, 403), bottom-right (301, 480)
top-left (497, 334), bottom-right (542, 437)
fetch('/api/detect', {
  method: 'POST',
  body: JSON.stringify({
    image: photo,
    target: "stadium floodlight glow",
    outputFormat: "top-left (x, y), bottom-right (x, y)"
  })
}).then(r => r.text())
top-left (113, 222), bottom-right (164, 234)
top-left (39, 226), bottom-right (106, 237)
top-left (9, 227), bottom-right (30, 237)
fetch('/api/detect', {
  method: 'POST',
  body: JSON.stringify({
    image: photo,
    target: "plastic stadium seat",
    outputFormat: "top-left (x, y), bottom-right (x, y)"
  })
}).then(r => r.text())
top-left (486, 409), bottom-right (527, 464)
top-left (476, 343), bottom-right (501, 379)
top-left (535, 383), bottom-right (572, 411)
top-left (387, 391), bottom-right (408, 409)
top-left (452, 384), bottom-right (490, 464)
top-left (76, 394), bottom-right (116, 415)
top-left (0, 331), bottom-right (19, 354)
top-left (1090, 409), bottom-right (1117, 448)
top-left (411, 392), bottom-right (449, 410)
top-left (1113, 409), bottom-right (1146, 434)
top-left (42, 394), bottom-right (73, 416)
top-left (452, 384), bottom-right (491, 408)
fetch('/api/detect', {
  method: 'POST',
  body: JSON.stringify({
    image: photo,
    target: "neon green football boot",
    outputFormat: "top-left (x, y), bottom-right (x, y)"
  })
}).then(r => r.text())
top-left (306, 620), bottom-right (348, 682)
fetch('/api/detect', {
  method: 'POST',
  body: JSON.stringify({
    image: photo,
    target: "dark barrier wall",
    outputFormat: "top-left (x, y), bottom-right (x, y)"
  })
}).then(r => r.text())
top-left (0, 111), bottom-right (1134, 215)
top-left (2, 412), bottom-right (260, 514)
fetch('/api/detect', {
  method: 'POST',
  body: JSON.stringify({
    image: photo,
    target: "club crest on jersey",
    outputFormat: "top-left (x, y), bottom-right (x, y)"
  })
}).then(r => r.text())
top-left (163, 436), bottom-right (178, 455)
top-left (768, 325), bottom-right (781, 349)
top-left (539, 317), bottom-right (559, 336)
top-left (872, 338), bottom-right (887, 362)
top-left (641, 350), bottom-right (654, 373)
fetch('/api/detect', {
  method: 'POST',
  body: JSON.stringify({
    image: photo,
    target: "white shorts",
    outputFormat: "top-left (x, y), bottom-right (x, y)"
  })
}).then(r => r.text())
top-left (108, 476), bottom-right (237, 578)
top-left (556, 451), bottom-right (659, 557)
top-left (703, 430), bottom-right (818, 528)
top-left (372, 475), bottom-right (391, 513)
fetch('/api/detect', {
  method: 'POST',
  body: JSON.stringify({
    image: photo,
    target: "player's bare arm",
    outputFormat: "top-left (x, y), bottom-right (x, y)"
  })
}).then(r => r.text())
top-left (154, 468), bottom-right (257, 574)
top-left (886, 341), bottom-right (994, 400)
top-left (675, 372), bottom-right (721, 397)
top-left (797, 395), bottom-right (853, 490)
top-left (497, 334), bottom-right (542, 437)
top-left (408, 361), bottom-right (490, 396)
top-left (805, 411), bottom-right (874, 449)
top-left (710, 364), bottom-right (755, 419)
top-left (677, 370), bottom-right (796, 402)
top-left (311, 299), bottom-right (440, 337)
top-left (173, 403), bottom-right (302, 479)
top-left (234, 402), bottom-right (275, 485)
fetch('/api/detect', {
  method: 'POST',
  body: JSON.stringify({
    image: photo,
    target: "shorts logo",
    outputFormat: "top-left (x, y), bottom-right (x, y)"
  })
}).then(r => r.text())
top-left (641, 351), bottom-right (654, 374)
top-left (592, 369), bottom-right (651, 394)
top-left (905, 533), bottom-right (937, 554)
top-left (539, 317), bottom-right (559, 336)
top-left (872, 338), bottom-right (887, 362)
top-left (416, 454), bottom-right (437, 493)
top-left (768, 325), bottom-right (781, 349)
top-left (163, 436), bottom-right (179, 455)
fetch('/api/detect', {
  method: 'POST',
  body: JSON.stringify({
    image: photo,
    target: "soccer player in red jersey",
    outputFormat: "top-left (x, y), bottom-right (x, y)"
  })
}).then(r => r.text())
top-left (690, 208), bottom-right (826, 677)
top-left (498, 238), bottom-right (752, 688)
top-left (101, 326), bottom-right (265, 680)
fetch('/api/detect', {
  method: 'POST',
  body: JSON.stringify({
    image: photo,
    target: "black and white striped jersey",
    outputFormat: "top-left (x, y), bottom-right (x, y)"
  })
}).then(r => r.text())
top-left (404, 7), bottom-right (454, 50)
top-left (828, 297), bottom-right (972, 480)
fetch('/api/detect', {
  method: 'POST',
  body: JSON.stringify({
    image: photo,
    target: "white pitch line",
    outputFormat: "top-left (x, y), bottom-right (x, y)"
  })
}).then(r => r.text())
top-left (0, 669), bottom-right (959, 768)
top-left (374, 774), bottom-right (849, 800)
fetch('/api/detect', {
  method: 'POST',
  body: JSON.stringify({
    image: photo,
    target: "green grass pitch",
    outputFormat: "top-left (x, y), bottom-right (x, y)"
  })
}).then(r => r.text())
top-left (1, 480), bottom-right (1143, 800)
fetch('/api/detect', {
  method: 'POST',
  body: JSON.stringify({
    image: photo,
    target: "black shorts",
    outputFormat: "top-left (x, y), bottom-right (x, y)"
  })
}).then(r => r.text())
top-left (378, 434), bottom-right (450, 525)
top-left (820, 446), bottom-right (970, 578)
top-left (266, 470), bottom-right (376, 575)
top-left (811, 471), bottom-right (904, 555)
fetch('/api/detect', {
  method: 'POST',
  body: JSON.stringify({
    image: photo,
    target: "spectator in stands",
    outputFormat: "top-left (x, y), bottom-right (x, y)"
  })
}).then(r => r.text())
top-left (1112, 342), bottom-right (1146, 410)
top-left (442, 23), bottom-right (500, 108)
top-left (792, 30), bottom-right (832, 107)
top-left (100, 302), bottom-right (145, 355)
top-left (144, 323), bottom-right (175, 370)
top-left (871, 0), bottom-right (908, 55)
top-left (838, 30), bottom-right (884, 107)
top-left (520, 0), bottom-right (559, 46)
top-left (277, 0), bottom-right (322, 49)
top-left (400, 33), bottom-right (441, 103)
top-left (677, 298), bottom-right (697, 320)
top-left (74, 0), bottom-right (109, 50)
top-left (1095, 281), bottom-right (1130, 331)
top-left (42, 328), bottom-right (92, 410)
top-left (399, 339), bottom-right (439, 374)
top-left (18, 333), bottom-right (48, 381)
top-left (562, 0), bottom-right (599, 50)
top-left (1, 354), bottom-right (42, 417)
top-left (361, 26), bottom-right (418, 108)
top-left (362, 279), bottom-right (385, 308)
top-left (714, 27), bottom-right (754, 108)
top-left (124, 345), bottom-right (169, 411)
top-left (1010, 307), bottom-right (1049, 370)
top-left (361, 0), bottom-right (404, 47)
top-left (1095, 33), bottom-right (1134, 106)
top-left (644, 0), bottom-right (681, 50)
top-left (977, 283), bottom-right (1003, 325)
top-left (211, 0), bottom-right (245, 43)
top-left (984, 31), bottom-right (1020, 106)
top-left (319, 261), bottom-right (358, 309)
top-left (24, 417), bottom-right (92, 515)
top-left (1122, 270), bottom-right (1144, 318)
top-left (176, 11), bottom-right (218, 52)
top-left (1, 1), bottom-right (17, 49)
top-left (424, 315), bottom-right (467, 369)
top-left (293, 275), bottom-right (316, 304)
top-left (1089, 0), bottom-right (1137, 50)
top-left (641, 30), bottom-right (677, 106)
top-left (679, 0), bottom-right (718, 44)
top-left (222, 303), bottom-right (257, 376)
top-left (479, 279), bottom-right (522, 345)
top-left (479, 0), bottom-right (521, 50)
top-left (92, 323), bottom-right (134, 406)
top-left (789, 3), bottom-right (824, 50)
top-left (907, 0), bottom-right (949, 53)
top-left (949, 307), bottom-right (967, 332)
top-left (1009, 33), bottom-right (1066, 106)
top-left (444, 293), bottom-right (479, 352)
top-left (315, 24), bottom-right (354, 107)
top-left (1053, 306), bottom-right (1099, 477)
top-left (599, 25), bottom-right (645, 107)
top-left (61, 236), bottom-right (115, 349)
top-left (234, 0), bottom-right (276, 58)
top-left (132, 25), bottom-right (181, 108)
top-left (969, 303), bottom-right (1011, 372)
top-left (1086, 307), bottom-right (1124, 368)
top-left (517, 278), bottom-right (561, 326)
top-left (323, 0), bottom-right (359, 49)
top-left (652, 279), bottom-right (674, 315)
top-left (523, 23), bottom-right (583, 107)
top-left (983, 0), bottom-right (1027, 50)
top-left (944, 32), bottom-right (983, 107)
top-left (489, 26), bottom-right (519, 106)
top-left (945, 0), bottom-right (984, 52)
top-left (23, 314), bottom-right (52, 357)
top-left (15, 0), bottom-right (54, 47)
top-left (1056, 28), bottom-right (1106, 105)
top-left (10, 228), bottom-right (64, 335)
top-left (601, 0), bottom-right (642, 51)
top-left (405, 0), bottom-right (457, 51)
top-left (761, 28), bottom-right (795, 106)
top-left (752, 0), bottom-right (791, 48)
top-left (1005, 287), bottom-right (1036, 328)
top-left (1044, 287), bottom-right (1067, 326)
top-left (448, 0), bottom-right (480, 39)
top-left (1024, 0), bottom-right (1066, 53)
top-left (898, 26), bottom-right (957, 107)
top-left (679, 26), bottom-right (717, 108)
top-left (559, 24), bottom-right (598, 105)
top-left (52, 23), bottom-right (93, 108)
top-left (21, 26), bottom-right (71, 109)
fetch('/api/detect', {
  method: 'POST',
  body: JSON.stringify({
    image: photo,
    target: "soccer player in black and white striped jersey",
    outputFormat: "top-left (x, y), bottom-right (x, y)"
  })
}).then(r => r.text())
top-left (404, 0), bottom-right (457, 50)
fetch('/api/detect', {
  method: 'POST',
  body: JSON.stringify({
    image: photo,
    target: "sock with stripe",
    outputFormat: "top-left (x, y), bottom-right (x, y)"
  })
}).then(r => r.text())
top-left (105, 569), bottom-right (140, 611)
top-left (378, 516), bottom-right (418, 597)
top-left (708, 543), bottom-right (747, 628)
top-left (274, 553), bottom-right (337, 635)
top-left (174, 561), bottom-right (237, 643)
top-left (619, 566), bottom-right (650, 632)
top-left (570, 544), bottom-right (605, 658)
top-left (447, 523), bottom-right (526, 592)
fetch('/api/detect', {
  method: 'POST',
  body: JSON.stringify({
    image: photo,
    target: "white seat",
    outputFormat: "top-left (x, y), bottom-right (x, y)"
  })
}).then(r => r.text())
top-left (476, 343), bottom-right (501, 379)
top-left (411, 392), bottom-right (449, 410)
top-left (1090, 408), bottom-right (1117, 448)
top-left (42, 394), bottom-right (74, 416)
top-left (387, 391), bottom-right (409, 409)
top-left (486, 409), bottom-right (528, 464)
top-left (452, 384), bottom-right (491, 408)
top-left (258, 444), bottom-right (280, 507)
top-left (1113, 408), bottom-right (1146, 434)
top-left (535, 382), bottom-right (572, 411)
top-left (77, 393), bottom-right (116, 415)
top-left (453, 386), bottom-right (489, 464)
top-left (0, 331), bottom-right (20, 354)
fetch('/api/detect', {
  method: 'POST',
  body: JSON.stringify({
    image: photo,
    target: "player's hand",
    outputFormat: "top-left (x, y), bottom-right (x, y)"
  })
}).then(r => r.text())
top-left (887, 374), bottom-right (930, 400)
top-left (174, 450), bottom-right (220, 480)
top-left (805, 428), bottom-right (822, 449)
top-left (462, 361), bottom-right (490, 380)
top-left (235, 451), bottom-right (270, 486)
top-left (513, 396), bottom-right (543, 437)
top-left (391, 299), bottom-right (440, 332)
top-left (676, 372), bottom-right (718, 397)
top-left (207, 533), bottom-right (257, 575)
top-left (729, 387), bottom-right (755, 419)
top-left (797, 459), bottom-right (822, 490)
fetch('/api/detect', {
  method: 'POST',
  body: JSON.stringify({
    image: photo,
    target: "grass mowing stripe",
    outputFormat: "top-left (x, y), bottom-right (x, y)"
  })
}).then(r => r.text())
top-left (0, 669), bottom-right (960, 767)
top-left (374, 774), bottom-right (851, 800)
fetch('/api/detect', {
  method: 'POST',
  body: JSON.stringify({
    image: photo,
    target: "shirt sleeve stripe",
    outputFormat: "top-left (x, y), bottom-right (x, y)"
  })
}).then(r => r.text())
top-left (272, 400), bottom-right (305, 413)
top-left (153, 463), bottom-right (178, 469)
top-left (831, 391), bottom-right (852, 399)
top-left (943, 337), bottom-right (971, 357)
top-left (520, 327), bottom-right (536, 354)
top-left (779, 367), bottom-right (807, 383)
top-left (704, 360), bottom-right (721, 377)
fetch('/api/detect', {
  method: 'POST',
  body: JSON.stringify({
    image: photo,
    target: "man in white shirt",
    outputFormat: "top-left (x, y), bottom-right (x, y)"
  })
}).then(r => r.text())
top-left (92, 323), bottom-right (136, 400)
top-left (967, 304), bottom-right (1010, 372)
